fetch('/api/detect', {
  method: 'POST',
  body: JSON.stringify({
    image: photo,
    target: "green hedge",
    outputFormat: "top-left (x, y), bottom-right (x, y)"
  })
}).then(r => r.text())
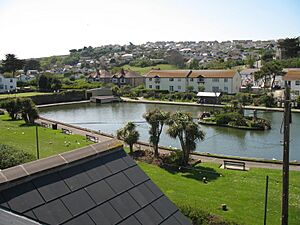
top-left (0, 144), bottom-right (35, 169)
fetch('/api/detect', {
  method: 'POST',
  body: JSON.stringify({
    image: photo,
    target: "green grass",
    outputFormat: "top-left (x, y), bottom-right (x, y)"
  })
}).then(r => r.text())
top-left (123, 64), bottom-right (179, 74)
top-left (0, 114), bottom-right (92, 158)
top-left (138, 161), bottom-right (300, 225)
top-left (0, 92), bottom-right (51, 99)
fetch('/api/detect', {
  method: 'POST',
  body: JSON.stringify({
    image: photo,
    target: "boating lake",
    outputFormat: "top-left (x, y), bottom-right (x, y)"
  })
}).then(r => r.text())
top-left (39, 102), bottom-right (300, 161)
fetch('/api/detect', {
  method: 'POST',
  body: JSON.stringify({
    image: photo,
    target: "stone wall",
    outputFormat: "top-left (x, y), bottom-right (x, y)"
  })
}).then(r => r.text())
top-left (30, 90), bottom-right (86, 105)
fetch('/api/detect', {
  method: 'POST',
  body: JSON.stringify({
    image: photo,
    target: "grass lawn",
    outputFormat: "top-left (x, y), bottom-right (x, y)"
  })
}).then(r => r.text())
top-left (123, 64), bottom-right (179, 74)
top-left (0, 92), bottom-right (51, 99)
top-left (0, 114), bottom-right (91, 158)
top-left (138, 161), bottom-right (300, 225)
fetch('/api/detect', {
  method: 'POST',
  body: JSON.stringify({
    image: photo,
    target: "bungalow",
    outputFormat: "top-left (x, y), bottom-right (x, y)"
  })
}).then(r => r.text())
top-left (0, 74), bottom-right (17, 93)
top-left (87, 70), bottom-right (112, 82)
top-left (283, 69), bottom-right (300, 95)
top-left (145, 69), bottom-right (241, 94)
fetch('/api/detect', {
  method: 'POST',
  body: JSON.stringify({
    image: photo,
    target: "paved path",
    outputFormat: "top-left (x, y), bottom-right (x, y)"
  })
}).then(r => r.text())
top-left (37, 117), bottom-right (300, 171)
top-left (121, 97), bottom-right (300, 113)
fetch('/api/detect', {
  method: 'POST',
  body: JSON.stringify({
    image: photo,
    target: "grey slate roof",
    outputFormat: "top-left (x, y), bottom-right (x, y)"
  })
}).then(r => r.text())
top-left (0, 141), bottom-right (191, 225)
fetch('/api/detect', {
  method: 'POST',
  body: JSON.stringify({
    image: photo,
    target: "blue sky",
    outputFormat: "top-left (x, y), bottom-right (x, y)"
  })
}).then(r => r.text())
top-left (0, 0), bottom-right (299, 59)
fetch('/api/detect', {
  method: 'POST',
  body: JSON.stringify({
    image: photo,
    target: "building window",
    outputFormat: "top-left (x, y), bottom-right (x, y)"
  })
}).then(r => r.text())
top-left (155, 85), bottom-right (160, 90)
top-left (178, 78), bottom-right (181, 81)
top-left (212, 86), bottom-right (219, 92)
top-left (296, 81), bottom-right (300, 85)
top-left (178, 86), bottom-right (181, 90)
top-left (212, 78), bottom-right (219, 82)
top-left (224, 78), bottom-right (228, 82)
top-left (0, 85), bottom-right (3, 89)
top-left (190, 78), bottom-right (194, 81)
top-left (149, 78), bottom-right (152, 81)
top-left (295, 90), bottom-right (300, 95)
top-left (224, 87), bottom-right (228, 92)
top-left (169, 86), bottom-right (174, 91)
top-left (10, 79), bottom-right (13, 82)
top-left (10, 86), bottom-right (13, 89)
top-left (149, 85), bottom-right (152, 89)
top-left (169, 78), bottom-right (174, 81)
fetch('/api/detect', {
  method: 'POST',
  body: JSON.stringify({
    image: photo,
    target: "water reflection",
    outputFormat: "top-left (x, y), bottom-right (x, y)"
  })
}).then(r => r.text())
top-left (39, 102), bottom-right (299, 161)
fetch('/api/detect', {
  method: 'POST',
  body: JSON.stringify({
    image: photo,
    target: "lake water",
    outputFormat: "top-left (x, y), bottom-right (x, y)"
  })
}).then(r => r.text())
top-left (39, 102), bottom-right (300, 161)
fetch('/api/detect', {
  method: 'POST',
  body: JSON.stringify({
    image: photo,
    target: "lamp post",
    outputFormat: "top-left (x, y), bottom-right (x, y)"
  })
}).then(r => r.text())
top-left (36, 124), bottom-right (40, 159)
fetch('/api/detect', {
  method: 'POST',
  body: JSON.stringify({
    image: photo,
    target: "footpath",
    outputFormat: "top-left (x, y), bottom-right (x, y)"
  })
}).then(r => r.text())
top-left (37, 116), bottom-right (300, 171)
top-left (121, 97), bottom-right (300, 113)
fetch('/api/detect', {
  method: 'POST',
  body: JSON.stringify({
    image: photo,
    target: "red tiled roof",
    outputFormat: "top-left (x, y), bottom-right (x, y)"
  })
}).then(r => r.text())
top-left (283, 70), bottom-right (300, 81)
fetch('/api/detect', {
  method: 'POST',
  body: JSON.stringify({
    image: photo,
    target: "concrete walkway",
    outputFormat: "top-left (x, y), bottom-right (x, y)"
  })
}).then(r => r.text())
top-left (121, 97), bottom-right (300, 113)
top-left (37, 117), bottom-right (300, 171)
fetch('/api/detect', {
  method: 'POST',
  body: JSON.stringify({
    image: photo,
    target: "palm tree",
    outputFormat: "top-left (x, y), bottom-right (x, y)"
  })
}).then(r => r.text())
top-left (117, 122), bottom-right (139, 154)
top-left (167, 112), bottom-right (205, 166)
top-left (143, 108), bottom-right (170, 158)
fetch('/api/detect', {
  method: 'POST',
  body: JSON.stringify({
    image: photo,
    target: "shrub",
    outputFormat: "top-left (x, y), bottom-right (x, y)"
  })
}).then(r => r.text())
top-left (215, 112), bottom-right (241, 125)
top-left (178, 204), bottom-right (239, 225)
top-left (0, 144), bottom-right (35, 169)
top-left (259, 93), bottom-right (276, 107)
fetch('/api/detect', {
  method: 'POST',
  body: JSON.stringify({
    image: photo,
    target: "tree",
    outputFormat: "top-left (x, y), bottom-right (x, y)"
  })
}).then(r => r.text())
top-left (261, 61), bottom-right (283, 90)
top-left (188, 59), bottom-right (199, 69)
top-left (167, 112), bottom-right (205, 166)
top-left (143, 109), bottom-right (170, 158)
top-left (261, 50), bottom-right (274, 63)
top-left (23, 59), bottom-right (41, 73)
top-left (198, 84), bottom-right (205, 92)
top-left (278, 37), bottom-right (300, 59)
top-left (1, 98), bottom-right (22, 120)
top-left (1, 98), bottom-right (39, 124)
top-left (165, 50), bottom-right (185, 68)
top-left (186, 85), bottom-right (194, 92)
top-left (117, 122), bottom-right (139, 154)
top-left (20, 98), bottom-right (39, 124)
top-left (1, 54), bottom-right (24, 77)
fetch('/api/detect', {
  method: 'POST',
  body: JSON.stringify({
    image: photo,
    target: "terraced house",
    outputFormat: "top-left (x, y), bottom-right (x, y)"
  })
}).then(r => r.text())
top-left (145, 69), bottom-right (241, 94)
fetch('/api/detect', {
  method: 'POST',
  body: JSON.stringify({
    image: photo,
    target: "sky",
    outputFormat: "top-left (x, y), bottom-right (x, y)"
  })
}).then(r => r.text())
top-left (0, 0), bottom-right (299, 59)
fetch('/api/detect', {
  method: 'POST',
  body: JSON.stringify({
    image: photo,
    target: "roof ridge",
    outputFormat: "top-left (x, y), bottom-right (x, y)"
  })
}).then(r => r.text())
top-left (0, 139), bottom-right (123, 186)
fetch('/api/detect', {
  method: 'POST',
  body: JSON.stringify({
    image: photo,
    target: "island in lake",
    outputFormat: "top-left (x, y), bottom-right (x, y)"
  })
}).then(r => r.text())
top-left (198, 106), bottom-right (271, 131)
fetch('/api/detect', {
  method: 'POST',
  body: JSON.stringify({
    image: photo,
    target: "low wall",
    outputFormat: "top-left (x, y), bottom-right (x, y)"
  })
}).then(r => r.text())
top-left (30, 90), bottom-right (87, 105)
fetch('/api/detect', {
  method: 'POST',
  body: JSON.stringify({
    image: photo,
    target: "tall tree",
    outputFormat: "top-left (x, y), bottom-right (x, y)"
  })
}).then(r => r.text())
top-left (23, 59), bottom-right (41, 73)
top-left (261, 61), bottom-right (283, 90)
top-left (167, 112), bottom-right (205, 166)
top-left (117, 122), bottom-right (139, 154)
top-left (1, 54), bottom-right (24, 77)
top-left (278, 37), bottom-right (300, 59)
top-left (143, 109), bottom-right (170, 158)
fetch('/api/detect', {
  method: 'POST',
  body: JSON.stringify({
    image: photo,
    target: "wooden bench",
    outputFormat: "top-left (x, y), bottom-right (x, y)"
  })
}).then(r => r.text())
top-left (62, 128), bottom-right (72, 135)
top-left (223, 160), bottom-right (246, 171)
top-left (86, 134), bottom-right (99, 143)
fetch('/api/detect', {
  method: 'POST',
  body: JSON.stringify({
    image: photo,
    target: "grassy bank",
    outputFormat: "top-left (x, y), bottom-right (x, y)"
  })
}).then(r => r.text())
top-left (0, 114), bottom-right (91, 158)
top-left (138, 161), bottom-right (300, 225)
top-left (0, 92), bottom-right (51, 99)
top-left (123, 64), bottom-right (179, 74)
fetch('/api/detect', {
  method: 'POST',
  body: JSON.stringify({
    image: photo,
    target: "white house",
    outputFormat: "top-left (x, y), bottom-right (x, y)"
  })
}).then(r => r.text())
top-left (283, 69), bottom-right (300, 95)
top-left (0, 74), bottom-right (17, 93)
top-left (16, 74), bottom-right (36, 82)
top-left (145, 69), bottom-right (241, 94)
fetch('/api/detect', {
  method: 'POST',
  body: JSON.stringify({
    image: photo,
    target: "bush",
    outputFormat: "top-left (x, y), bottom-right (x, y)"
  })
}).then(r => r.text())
top-left (215, 112), bottom-right (241, 125)
top-left (0, 144), bottom-right (35, 169)
top-left (179, 204), bottom-right (239, 225)
top-left (259, 93), bottom-right (276, 107)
